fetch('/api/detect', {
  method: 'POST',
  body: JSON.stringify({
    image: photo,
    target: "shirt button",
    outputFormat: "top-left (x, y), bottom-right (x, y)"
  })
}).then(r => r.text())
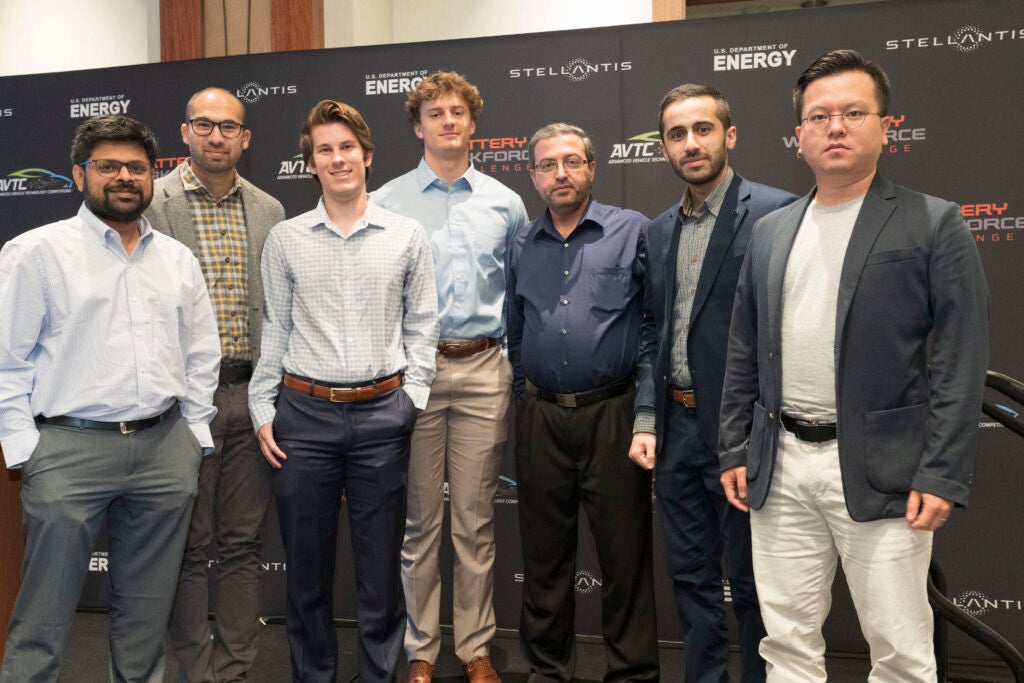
top-left (221, 229), bottom-right (227, 235)
top-left (560, 329), bottom-right (568, 335)
top-left (230, 312), bottom-right (236, 317)
top-left (227, 284), bottom-right (234, 290)
top-left (225, 257), bottom-right (231, 263)
top-left (561, 360), bottom-right (569, 367)
top-left (561, 298), bottom-right (569, 305)
top-left (233, 335), bottom-right (239, 341)
top-left (563, 270), bottom-right (569, 276)
top-left (563, 243), bottom-right (569, 248)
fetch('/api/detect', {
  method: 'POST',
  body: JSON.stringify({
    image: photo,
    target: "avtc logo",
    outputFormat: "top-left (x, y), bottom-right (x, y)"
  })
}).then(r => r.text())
top-left (509, 58), bottom-right (632, 82)
top-left (608, 132), bottom-right (666, 166)
top-left (0, 168), bottom-right (74, 197)
top-left (575, 570), bottom-right (601, 594)
top-left (236, 81), bottom-right (298, 104)
top-left (954, 590), bottom-right (1023, 617)
top-left (277, 154), bottom-right (311, 181)
top-left (886, 25), bottom-right (1024, 53)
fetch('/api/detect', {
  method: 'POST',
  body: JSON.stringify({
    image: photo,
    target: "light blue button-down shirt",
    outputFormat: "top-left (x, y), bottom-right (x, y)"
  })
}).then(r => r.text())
top-left (0, 204), bottom-right (221, 468)
top-left (372, 158), bottom-right (529, 340)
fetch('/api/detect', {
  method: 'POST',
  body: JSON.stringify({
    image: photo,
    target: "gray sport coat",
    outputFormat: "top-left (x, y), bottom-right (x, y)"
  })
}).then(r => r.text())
top-left (718, 173), bottom-right (989, 521)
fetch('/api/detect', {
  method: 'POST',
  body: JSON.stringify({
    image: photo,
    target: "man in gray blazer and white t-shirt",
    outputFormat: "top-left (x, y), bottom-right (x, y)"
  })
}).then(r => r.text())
top-left (718, 50), bottom-right (988, 681)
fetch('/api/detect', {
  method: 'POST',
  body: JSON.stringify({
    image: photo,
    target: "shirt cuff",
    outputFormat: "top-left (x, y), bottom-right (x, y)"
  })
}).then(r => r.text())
top-left (633, 408), bottom-right (656, 435)
top-left (187, 422), bottom-right (213, 455)
top-left (249, 403), bottom-right (276, 434)
top-left (1, 428), bottom-right (41, 469)
top-left (403, 382), bottom-right (430, 411)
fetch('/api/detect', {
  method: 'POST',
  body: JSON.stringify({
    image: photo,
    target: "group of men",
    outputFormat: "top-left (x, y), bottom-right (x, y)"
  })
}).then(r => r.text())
top-left (0, 48), bottom-right (988, 683)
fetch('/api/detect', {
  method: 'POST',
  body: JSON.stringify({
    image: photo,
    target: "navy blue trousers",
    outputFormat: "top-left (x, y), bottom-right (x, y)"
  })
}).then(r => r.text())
top-left (272, 385), bottom-right (417, 683)
top-left (656, 402), bottom-right (765, 683)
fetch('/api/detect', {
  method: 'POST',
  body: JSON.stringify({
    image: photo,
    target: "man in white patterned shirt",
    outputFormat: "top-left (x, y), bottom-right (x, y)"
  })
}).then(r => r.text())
top-left (248, 99), bottom-right (439, 683)
top-left (0, 115), bottom-right (220, 682)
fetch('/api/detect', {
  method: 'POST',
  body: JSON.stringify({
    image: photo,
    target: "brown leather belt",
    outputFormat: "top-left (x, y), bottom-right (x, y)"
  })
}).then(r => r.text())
top-left (437, 337), bottom-right (500, 359)
top-left (671, 387), bottom-right (696, 408)
top-left (283, 372), bottom-right (402, 402)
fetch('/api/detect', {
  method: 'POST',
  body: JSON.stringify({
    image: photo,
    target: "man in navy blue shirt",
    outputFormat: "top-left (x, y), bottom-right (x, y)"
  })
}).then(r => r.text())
top-left (507, 123), bottom-right (659, 683)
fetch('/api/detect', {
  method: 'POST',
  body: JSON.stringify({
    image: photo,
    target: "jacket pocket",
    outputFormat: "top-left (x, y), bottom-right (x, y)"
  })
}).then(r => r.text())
top-left (862, 402), bottom-right (927, 493)
top-left (745, 401), bottom-right (768, 479)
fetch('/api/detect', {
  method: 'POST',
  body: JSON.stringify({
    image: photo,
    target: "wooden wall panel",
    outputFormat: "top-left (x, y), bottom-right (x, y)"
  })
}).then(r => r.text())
top-left (161, 0), bottom-right (204, 62)
top-left (0, 462), bottom-right (24, 666)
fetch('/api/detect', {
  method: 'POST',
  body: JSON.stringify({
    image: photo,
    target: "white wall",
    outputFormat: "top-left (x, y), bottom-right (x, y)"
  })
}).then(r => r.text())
top-left (0, 0), bottom-right (159, 77)
top-left (0, 0), bottom-right (649, 76)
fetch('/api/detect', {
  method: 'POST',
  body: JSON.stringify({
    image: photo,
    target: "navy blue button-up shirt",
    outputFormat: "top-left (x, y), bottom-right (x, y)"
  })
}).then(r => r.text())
top-left (508, 199), bottom-right (648, 398)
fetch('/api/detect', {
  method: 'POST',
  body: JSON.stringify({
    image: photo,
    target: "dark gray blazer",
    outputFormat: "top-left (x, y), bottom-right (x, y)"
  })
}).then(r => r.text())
top-left (145, 166), bottom-right (285, 365)
top-left (718, 174), bottom-right (989, 521)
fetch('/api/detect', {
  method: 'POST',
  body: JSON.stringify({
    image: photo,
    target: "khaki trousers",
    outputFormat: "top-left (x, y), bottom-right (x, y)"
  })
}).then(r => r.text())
top-left (401, 345), bottom-right (512, 664)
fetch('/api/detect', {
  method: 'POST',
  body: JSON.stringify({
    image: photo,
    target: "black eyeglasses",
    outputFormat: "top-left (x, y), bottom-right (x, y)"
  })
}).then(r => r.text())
top-left (800, 110), bottom-right (881, 131)
top-left (79, 159), bottom-right (152, 177)
top-left (187, 118), bottom-right (246, 138)
top-left (533, 156), bottom-right (589, 174)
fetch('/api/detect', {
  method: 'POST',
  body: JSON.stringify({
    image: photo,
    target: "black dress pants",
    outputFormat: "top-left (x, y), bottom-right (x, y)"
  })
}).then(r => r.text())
top-left (515, 387), bottom-right (659, 683)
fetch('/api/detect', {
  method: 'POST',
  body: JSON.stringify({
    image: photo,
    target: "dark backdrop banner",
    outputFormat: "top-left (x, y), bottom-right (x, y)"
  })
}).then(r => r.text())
top-left (2, 0), bottom-right (1021, 663)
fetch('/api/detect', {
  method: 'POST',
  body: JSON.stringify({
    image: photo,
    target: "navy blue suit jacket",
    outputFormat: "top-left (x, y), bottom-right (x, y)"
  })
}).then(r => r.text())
top-left (635, 173), bottom-right (797, 454)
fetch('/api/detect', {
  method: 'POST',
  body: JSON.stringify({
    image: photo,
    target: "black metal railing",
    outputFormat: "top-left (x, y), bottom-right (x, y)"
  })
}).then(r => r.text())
top-left (931, 370), bottom-right (1024, 683)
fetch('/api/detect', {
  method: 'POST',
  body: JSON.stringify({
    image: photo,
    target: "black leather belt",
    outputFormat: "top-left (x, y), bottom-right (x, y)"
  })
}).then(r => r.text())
top-left (526, 375), bottom-right (633, 409)
top-left (35, 406), bottom-right (177, 435)
top-left (220, 361), bottom-right (253, 384)
top-left (781, 413), bottom-right (837, 443)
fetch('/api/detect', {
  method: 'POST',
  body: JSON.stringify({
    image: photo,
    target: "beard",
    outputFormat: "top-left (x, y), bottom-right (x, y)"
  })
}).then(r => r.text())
top-left (672, 149), bottom-right (727, 188)
top-left (83, 179), bottom-right (152, 224)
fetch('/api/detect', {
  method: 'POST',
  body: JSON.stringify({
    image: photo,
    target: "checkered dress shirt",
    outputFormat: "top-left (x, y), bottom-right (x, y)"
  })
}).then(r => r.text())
top-left (248, 198), bottom-right (439, 428)
top-left (180, 161), bottom-right (250, 362)
top-left (670, 168), bottom-right (733, 388)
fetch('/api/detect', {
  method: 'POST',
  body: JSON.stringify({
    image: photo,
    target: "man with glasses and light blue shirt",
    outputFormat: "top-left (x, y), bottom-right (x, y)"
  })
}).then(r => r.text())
top-left (372, 71), bottom-right (528, 683)
top-left (146, 86), bottom-right (285, 683)
top-left (0, 114), bottom-right (220, 683)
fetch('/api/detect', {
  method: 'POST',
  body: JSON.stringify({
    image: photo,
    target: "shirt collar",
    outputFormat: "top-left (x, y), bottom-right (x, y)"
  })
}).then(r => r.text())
top-left (310, 196), bottom-right (382, 238)
top-left (77, 202), bottom-right (153, 245)
top-left (180, 158), bottom-right (242, 198)
top-left (415, 156), bottom-right (476, 192)
top-left (533, 197), bottom-right (603, 241)
top-left (681, 167), bottom-right (734, 219)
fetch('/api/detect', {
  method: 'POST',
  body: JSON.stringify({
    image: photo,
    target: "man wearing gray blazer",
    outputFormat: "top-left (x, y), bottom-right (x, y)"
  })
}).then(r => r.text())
top-left (718, 50), bottom-right (988, 681)
top-left (145, 87), bottom-right (285, 683)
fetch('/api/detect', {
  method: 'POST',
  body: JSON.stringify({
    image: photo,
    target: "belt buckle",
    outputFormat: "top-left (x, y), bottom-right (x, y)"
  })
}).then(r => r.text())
top-left (329, 387), bottom-right (356, 402)
top-left (119, 422), bottom-right (136, 435)
top-left (556, 393), bottom-right (577, 408)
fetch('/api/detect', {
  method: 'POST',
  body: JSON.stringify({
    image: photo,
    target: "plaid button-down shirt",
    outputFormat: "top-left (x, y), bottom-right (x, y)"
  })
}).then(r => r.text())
top-left (180, 161), bottom-right (250, 362)
top-left (670, 167), bottom-right (733, 388)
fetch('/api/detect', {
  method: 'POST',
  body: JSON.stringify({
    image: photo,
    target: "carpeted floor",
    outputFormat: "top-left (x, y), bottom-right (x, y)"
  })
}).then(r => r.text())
top-left (59, 611), bottom-right (1013, 682)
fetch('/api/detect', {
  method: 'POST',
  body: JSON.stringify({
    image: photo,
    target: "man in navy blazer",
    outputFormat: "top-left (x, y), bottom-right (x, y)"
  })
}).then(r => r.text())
top-left (632, 84), bottom-right (796, 683)
top-left (718, 50), bottom-right (988, 680)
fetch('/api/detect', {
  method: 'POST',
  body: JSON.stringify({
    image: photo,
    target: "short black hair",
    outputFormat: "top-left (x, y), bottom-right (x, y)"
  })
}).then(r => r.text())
top-left (70, 115), bottom-right (159, 165)
top-left (793, 49), bottom-right (891, 120)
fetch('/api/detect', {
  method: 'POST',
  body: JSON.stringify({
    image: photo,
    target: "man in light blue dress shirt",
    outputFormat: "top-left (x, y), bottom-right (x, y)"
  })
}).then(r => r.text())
top-left (249, 99), bottom-right (438, 683)
top-left (0, 115), bottom-right (220, 683)
top-left (373, 71), bottom-right (528, 683)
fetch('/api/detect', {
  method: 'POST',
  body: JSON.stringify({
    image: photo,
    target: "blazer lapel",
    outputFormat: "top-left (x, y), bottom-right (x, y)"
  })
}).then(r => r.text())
top-left (691, 174), bottom-right (743, 324)
top-left (663, 206), bottom-right (684, 328)
top-left (766, 196), bottom-right (810, 341)
top-left (834, 174), bottom-right (896, 347)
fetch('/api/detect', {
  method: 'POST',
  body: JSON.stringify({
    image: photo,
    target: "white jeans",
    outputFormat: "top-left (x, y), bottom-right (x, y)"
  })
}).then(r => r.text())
top-left (750, 429), bottom-right (936, 682)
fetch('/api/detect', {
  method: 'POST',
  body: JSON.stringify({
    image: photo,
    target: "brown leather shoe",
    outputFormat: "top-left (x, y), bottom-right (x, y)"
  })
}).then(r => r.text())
top-left (464, 654), bottom-right (501, 682)
top-left (407, 659), bottom-right (434, 683)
